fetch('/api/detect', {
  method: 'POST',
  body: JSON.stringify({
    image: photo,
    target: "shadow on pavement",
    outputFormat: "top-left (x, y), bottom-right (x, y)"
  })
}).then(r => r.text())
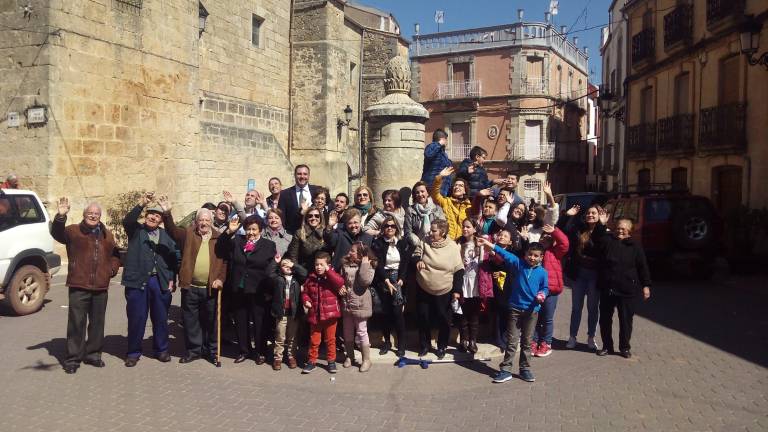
top-left (635, 275), bottom-right (768, 368)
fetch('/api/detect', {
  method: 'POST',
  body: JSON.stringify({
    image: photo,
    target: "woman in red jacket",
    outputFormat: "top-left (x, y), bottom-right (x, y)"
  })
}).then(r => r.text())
top-left (532, 224), bottom-right (569, 357)
top-left (301, 251), bottom-right (345, 374)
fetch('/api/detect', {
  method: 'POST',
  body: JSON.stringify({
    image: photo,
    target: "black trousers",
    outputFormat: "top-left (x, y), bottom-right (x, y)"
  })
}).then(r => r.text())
top-left (416, 288), bottom-right (452, 351)
top-left (599, 293), bottom-right (636, 352)
top-left (379, 290), bottom-right (406, 349)
top-left (232, 291), bottom-right (268, 357)
top-left (458, 297), bottom-right (481, 343)
top-left (181, 287), bottom-right (217, 357)
top-left (66, 288), bottom-right (108, 367)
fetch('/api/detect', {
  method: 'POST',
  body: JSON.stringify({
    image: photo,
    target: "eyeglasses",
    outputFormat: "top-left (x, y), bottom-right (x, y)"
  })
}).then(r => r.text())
top-left (307, 214), bottom-right (321, 219)
top-left (383, 224), bottom-right (397, 229)
top-left (356, 193), bottom-right (369, 198)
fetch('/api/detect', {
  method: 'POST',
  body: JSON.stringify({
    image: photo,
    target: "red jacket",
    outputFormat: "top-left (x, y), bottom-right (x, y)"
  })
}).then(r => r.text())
top-left (301, 268), bottom-right (344, 325)
top-left (543, 227), bottom-right (569, 295)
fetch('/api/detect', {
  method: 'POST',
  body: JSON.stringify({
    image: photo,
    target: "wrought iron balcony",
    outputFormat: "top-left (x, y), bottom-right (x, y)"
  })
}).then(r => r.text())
top-left (448, 142), bottom-right (471, 161)
top-left (658, 114), bottom-right (694, 154)
top-left (520, 76), bottom-right (547, 94)
top-left (631, 28), bottom-right (655, 65)
top-left (509, 142), bottom-right (555, 162)
top-left (707, 0), bottom-right (745, 27)
top-left (627, 123), bottom-right (657, 158)
top-left (436, 80), bottom-right (482, 100)
top-left (664, 4), bottom-right (693, 49)
top-left (698, 103), bottom-right (747, 153)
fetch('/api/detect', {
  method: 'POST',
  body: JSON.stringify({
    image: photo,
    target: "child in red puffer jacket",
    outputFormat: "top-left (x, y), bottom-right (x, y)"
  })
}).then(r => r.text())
top-left (301, 251), bottom-right (344, 374)
top-left (532, 224), bottom-right (569, 357)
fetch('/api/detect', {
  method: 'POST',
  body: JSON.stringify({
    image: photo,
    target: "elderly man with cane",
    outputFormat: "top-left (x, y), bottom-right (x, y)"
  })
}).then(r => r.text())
top-left (158, 195), bottom-right (227, 364)
top-left (51, 198), bottom-right (121, 374)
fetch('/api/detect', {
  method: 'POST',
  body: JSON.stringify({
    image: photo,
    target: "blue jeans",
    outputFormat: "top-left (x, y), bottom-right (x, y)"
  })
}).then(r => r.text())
top-left (125, 276), bottom-right (172, 358)
top-left (533, 294), bottom-right (559, 344)
top-left (569, 268), bottom-right (599, 338)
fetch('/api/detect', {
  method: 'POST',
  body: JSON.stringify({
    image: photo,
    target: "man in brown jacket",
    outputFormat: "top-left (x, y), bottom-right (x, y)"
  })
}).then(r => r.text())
top-left (158, 196), bottom-right (226, 364)
top-left (51, 197), bottom-right (121, 374)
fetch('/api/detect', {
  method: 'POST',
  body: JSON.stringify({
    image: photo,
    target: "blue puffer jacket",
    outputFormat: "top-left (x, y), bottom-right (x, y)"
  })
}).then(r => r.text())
top-left (121, 205), bottom-right (179, 291)
top-left (421, 141), bottom-right (453, 196)
top-left (457, 158), bottom-right (492, 198)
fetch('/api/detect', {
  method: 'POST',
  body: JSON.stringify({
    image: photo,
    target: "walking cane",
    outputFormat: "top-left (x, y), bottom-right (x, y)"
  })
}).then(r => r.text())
top-left (216, 287), bottom-right (222, 367)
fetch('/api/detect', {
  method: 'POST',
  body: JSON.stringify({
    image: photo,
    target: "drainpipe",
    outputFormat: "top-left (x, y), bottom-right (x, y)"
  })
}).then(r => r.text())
top-left (287, 0), bottom-right (295, 162)
top-left (358, 28), bottom-right (365, 180)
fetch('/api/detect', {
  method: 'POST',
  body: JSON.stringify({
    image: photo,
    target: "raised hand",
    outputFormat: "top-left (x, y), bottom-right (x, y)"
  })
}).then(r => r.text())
top-left (476, 236), bottom-right (494, 251)
top-left (566, 204), bottom-right (580, 216)
top-left (57, 197), bottom-right (70, 215)
top-left (543, 181), bottom-right (553, 197)
top-left (157, 195), bottom-right (172, 212)
top-left (598, 208), bottom-right (610, 225)
top-left (227, 215), bottom-right (240, 233)
top-left (222, 190), bottom-right (234, 203)
top-left (542, 224), bottom-right (555, 234)
top-left (139, 191), bottom-right (155, 206)
top-left (327, 211), bottom-right (338, 227)
top-left (520, 225), bottom-right (529, 240)
top-left (438, 166), bottom-right (455, 178)
top-left (478, 188), bottom-right (492, 197)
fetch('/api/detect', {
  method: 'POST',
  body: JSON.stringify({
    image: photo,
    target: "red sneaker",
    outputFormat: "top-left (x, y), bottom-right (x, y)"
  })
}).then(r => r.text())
top-left (537, 342), bottom-right (552, 357)
top-left (530, 341), bottom-right (539, 356)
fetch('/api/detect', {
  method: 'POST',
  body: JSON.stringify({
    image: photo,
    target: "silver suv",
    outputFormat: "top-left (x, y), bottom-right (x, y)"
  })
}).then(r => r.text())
top-left (0, 189), bottom-right (61, 315)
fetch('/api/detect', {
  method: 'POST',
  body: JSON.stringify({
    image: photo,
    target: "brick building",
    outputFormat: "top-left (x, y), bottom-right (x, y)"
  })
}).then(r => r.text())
top-left (410, 16), bottom-right (590, 202)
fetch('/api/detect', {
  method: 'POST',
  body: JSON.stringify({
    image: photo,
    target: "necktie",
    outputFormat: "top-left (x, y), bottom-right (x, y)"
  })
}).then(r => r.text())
top-left (299, 189), bottom-right (306, 206)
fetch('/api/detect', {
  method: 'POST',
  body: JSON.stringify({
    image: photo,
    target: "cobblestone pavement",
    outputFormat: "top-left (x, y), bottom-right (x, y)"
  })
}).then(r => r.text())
top-left (1, 273), bottom-right (766, 432)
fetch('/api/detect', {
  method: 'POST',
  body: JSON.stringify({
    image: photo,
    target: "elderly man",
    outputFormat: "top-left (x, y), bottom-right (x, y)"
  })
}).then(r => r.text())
top-left (1, 174), bottom-right (19, 189)
top-left (278, 164), bottom-right (321, 234)
top-left (121, 192), bottom-right (179, 367)
top-left (51, 198), bottom-right (121, 374)
top-left (158, 196), bottom-right (227, 364)
top-left (225, 189), bottom-right (265, 220)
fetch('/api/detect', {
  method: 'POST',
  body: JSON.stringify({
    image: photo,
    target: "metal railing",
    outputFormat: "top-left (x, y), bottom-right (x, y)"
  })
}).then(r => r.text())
top-left (707, 0), bottom-right (745, 26)
top-left (627, 123), bottom-right (657, 158)
top-left (448, 142), bottom-right (471, 161)
top-left (658, 114), bottom-right (694, 154)
top-left (664, 4), bottom-right (693, 48)
top-left (699, 103), bottom-right (747, 151)
top-left (509, 142), bottom-right (555, 162)
top-left (632, 27), bottom-right (655, 65)
top-left (436, 80), bottom-right (482, 99)
top-left (521, 76), bottom-right (546, 94)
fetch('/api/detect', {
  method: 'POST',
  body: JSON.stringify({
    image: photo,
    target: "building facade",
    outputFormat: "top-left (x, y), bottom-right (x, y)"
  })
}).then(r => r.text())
top-left (598, 0), bottom-right (628, 192)
top-left (411, 18), bottom-right (590, 202)
top-left (623, 0), bottom-right (768, 212)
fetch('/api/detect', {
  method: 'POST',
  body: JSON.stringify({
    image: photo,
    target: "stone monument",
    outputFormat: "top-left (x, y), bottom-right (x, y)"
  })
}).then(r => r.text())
top-left (364, 56), bottom-right (429, 203)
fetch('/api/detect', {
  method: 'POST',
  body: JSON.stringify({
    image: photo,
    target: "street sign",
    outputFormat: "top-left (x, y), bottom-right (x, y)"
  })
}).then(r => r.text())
top-left (434, 10), bottom-right (444, 24)
top-left (247, 178), bottom-right (255, 191)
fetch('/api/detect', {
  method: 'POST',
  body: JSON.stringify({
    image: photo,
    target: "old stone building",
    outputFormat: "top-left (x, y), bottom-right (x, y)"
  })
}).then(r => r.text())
top-left (291, 0), bottom-right (407, 194)
top-left (0, 0), bottom-right (294, 216)
top-left (1, 0), bottom-right (407, 217)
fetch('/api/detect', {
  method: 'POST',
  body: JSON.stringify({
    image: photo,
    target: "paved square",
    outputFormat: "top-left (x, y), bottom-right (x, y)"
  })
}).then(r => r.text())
top-left (1, 273), bottom-right (766, 432)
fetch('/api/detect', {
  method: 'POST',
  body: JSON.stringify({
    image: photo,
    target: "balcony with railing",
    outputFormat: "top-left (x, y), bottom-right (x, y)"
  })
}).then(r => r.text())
top-left (707, 0), bottom-right (745, 28)
top-left (509, 142), bottom-right (555, 162)
top-left (448, 142), bottom-right (471, 161)
top-left (520, 76), bottom-right (547, 94)
top-left (698, 103), bottom-right (747, 153)
top-left (627, 123), bottom-right (657, 158)
top-left (436, 80), bottom-right (482, 100)
top-left (412, 22), bottom-right (588, 73)
top-left (658, 114), bottom-right (694, 154)
top-left (664, 4), bottom-right (693, 49)
top-left (632, 27), bottom-right (655, 66)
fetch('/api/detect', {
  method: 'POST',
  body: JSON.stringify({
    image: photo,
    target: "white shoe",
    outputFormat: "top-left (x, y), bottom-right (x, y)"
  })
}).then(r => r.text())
top-left (587, 336), bottom-right (599, 351)
top-left (566, 336), bottom-right (577, 349)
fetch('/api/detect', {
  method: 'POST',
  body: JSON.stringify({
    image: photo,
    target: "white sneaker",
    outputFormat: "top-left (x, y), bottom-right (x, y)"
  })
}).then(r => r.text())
top-left (566, 336), bottom-right (577, 349)
top-left (587, 336), bottom-right (599, 351)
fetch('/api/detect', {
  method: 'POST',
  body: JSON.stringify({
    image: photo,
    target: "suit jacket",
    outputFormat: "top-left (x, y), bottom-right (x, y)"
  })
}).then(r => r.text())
top-left (216, 234), bottom-right (277, 297)
top-left (278, 184), bottom-right (321, 234)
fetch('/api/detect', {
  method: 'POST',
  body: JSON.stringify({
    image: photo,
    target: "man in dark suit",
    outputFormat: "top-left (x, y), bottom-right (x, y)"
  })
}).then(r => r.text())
top-left (278, 164), bottom-right (320, 234)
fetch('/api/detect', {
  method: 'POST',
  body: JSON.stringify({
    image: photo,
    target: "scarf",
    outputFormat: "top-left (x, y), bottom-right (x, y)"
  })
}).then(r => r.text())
top-left (429, 236), bottom-right (449, 249)
top-left (354, 203), bottom-right (372, 215)
top-left (243, 239), bottom-right (256, 253)
top-left (413, 200), bottom-right (434, 237)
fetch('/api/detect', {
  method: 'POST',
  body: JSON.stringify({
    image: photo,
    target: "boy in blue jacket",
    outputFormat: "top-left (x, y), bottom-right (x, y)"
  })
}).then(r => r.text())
top-left (478, 237), bottom-right (548, 383)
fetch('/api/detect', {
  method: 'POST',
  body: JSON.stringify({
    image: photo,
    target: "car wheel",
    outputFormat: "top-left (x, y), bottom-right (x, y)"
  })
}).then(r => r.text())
top-left (673, 210), bottom-right (714, 250)
top-left (6, 265), bottom-right (48, 315)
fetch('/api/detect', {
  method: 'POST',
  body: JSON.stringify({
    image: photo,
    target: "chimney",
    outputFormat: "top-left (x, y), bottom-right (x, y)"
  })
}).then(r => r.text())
top-left (517, 9), bottom-right (524, 22)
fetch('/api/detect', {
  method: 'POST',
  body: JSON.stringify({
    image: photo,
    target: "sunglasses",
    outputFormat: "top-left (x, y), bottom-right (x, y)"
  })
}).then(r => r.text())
top-left (307, 214), bottom-right (321, 219)
top-left (383, 224), bottom-right (397, 229)
top-left (356, 193), bottom-right (369, 197)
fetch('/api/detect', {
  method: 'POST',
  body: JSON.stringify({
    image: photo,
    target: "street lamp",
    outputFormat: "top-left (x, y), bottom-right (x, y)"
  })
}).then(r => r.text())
top-left (337, 105), bottom-right (353, 128)
top-left (739, 15), bottom-right (767, 70)
top-left (199, 2), bottom-right (209, 38)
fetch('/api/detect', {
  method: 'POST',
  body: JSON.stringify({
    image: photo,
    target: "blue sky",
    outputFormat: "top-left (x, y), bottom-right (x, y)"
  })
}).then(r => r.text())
top-left (358, 0), bottom-right (612, 81)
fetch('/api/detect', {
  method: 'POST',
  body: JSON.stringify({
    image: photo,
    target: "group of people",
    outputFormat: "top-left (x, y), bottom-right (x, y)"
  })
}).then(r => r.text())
top-left (50, 129), bottom-right (652, 384)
